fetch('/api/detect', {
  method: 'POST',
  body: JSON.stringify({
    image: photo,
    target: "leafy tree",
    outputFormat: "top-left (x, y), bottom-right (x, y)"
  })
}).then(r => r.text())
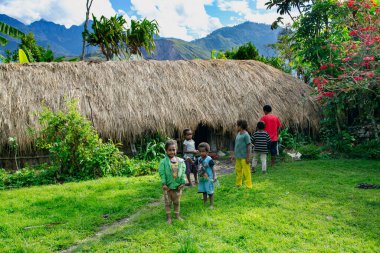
top-left (84, 14), bottom-right (129, 60)
top-left (126, 18), bottom-right (159, 57)
top-left (211, 42), bottom-right (290, 72)
top-left (4, 32), bottom-right (56, 62)
top-left (312, 0), bottom-right (379, 140)
top-left (265, 0), bottom-right (312, 28)
top-left (212, 42), bottom-right (259, 60)
top-left (0, 21), bottom-right (24, 46)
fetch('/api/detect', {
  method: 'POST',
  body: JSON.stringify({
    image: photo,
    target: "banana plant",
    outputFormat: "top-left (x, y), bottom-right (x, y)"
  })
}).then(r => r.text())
top-left (0, 21), bottom-right (24, 46)
top-left (18, 49), bottom-right (29, 63)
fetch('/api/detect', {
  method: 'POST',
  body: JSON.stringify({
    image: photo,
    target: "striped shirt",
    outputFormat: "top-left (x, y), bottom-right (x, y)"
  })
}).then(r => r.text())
top-left (251, 131), bottom-right (271, 153)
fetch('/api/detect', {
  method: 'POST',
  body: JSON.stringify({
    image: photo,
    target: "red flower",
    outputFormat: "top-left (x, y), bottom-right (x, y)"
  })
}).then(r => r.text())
top-left (363, 56), bottom-right (375, 61)
top-left (319, 65), bottom-right (328, 70)
top-left (349, 30), bottom-right (358, 36)
top-left (365, 71), bottom-right (375, 78)
top-left (342, 57), bottom-right (352, 62)
top-left (313, 78), bottom-right (320, 85)
top-left (339, 66), bottom-right (346, 71)
top-left (353, 76), bottom-right (363, 81)
top-left (329, 63), bottom-right (335, 67)
top-left (322, 92), bottom-right (334, 97)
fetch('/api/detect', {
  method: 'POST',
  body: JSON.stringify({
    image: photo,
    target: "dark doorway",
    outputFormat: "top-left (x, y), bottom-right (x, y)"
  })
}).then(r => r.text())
top-left (194, 123), bottom-right (210, 148)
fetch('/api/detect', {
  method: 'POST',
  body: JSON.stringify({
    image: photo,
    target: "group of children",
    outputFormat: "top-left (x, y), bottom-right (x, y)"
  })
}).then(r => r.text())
top-left (158, 105), bottom-right (281, 224)
top-left (158, 129), bottom-right (216, 224)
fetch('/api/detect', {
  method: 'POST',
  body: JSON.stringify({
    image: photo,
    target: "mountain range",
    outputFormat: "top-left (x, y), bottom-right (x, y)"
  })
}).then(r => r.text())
top-left (0, 14), bottom-right (281, 60)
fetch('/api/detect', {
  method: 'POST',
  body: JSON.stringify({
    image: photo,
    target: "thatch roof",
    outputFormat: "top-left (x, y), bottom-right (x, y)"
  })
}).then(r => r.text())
top-left (0, 60), bottom-right (319, 154)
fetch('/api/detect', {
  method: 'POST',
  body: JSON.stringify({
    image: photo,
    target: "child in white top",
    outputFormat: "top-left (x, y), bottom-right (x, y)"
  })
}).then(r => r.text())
top-left (183, 128), bottom-right (198, 186)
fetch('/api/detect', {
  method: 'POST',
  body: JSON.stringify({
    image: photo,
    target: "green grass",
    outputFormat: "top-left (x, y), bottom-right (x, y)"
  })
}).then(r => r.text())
top-left (1, 160), bottom-right (379, 252)
top-left (0, 175), bottom-right (162, 252)
top-left (74, 160), bottom-right (380, 253)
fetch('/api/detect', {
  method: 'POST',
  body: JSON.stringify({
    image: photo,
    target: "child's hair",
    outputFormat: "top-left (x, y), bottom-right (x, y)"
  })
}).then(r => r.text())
top-left (257, 121), bottom-right (265, 130)
top-left (165, 139), bottom-right (177, 150)
top-left (237, 119), bottom-right (248, 130)
top-left (183, 128), bottom-right (192, 136)
top-left (198, 142), bottom-right (210, 152)
top-left (263, 105), bottom-right (272, 113)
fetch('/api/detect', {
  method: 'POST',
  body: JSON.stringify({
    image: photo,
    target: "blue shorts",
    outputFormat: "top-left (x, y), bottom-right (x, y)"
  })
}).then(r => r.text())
top-left (270, 141), bottom-right (279, 156)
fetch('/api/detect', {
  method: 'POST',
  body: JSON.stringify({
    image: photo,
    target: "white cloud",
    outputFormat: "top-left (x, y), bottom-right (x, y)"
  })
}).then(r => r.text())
top-left (0, 0), bottom-right (116, 27)
top-left (255, 0), bottom-right (267, 10)
top-left (130, 0), bottom-right (222, 41)
top-left (217, 0), bottom-right (295, 26)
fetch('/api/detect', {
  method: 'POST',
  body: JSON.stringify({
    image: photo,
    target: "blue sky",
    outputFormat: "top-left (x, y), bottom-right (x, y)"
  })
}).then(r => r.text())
top-left (0, 0), bottom-right (292, 41)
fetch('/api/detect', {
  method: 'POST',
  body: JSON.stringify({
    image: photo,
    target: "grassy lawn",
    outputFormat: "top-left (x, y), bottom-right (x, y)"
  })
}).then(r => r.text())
top-left (0, 175), bottom-right (162, 252)
top-left (73, 160), bottom-right (380, 253)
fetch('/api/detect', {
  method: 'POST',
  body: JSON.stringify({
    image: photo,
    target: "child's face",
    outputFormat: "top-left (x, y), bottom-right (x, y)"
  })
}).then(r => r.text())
top-left (166, 145), bottom-right (176, 158)
top-left (236, 125), bottom-right (242, 132)
top-left (199, 147), bottom-right (208, 158)
top-left (185, 131), bottom-right (193, 140)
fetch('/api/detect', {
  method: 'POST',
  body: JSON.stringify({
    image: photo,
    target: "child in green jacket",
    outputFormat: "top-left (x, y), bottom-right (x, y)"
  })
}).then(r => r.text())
top-left (158, 139), bottom-right (186, 224)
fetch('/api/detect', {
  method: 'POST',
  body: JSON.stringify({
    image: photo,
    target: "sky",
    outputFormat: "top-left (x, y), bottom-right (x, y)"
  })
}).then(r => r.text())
top-left (0, 0), bottom-right (293, 41)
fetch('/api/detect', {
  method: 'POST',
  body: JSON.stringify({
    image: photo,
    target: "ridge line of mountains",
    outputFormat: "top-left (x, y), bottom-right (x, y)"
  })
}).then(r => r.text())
top-left (0, 14), bottom-right (281, 60)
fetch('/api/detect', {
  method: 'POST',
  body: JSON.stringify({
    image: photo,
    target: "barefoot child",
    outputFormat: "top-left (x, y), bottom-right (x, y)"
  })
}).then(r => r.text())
top-left (251, 121), bottom-right (271, 174)
top-left (183, 128), bottom-right (198, 186)
top-left (158, 140), bottom-right (186, 224)
top-left (231, 119), bottom-right (252, 189)
top-left (196, 142), bottom-right (217, 209)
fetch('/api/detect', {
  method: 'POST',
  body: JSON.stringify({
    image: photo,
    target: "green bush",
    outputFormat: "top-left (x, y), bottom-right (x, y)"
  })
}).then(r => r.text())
top-left (348, 140), bottom-right (380, 160)
top-left (136, 133), bottom-right (168, 161)
top-left (0, 164), bottom-right (57, 189)
top-left (279, 128), bottom-right (297, 149)
top-left (298, 144), bottom-right (321, 160)
top-left (34, 99), bottom-right (124, 180)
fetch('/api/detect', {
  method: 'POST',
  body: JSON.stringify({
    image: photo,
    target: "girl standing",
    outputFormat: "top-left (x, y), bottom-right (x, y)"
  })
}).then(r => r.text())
top-left (197, 142), bottom-right (217, 209)
top-left (158, 140), bottom-right (186, 224)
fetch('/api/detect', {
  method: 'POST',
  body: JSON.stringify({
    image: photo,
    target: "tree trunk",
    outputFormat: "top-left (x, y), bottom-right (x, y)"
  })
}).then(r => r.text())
top-left (81, 0), bottom-right (94, 61)
top-left (286, 10), bottom-right (295, 22)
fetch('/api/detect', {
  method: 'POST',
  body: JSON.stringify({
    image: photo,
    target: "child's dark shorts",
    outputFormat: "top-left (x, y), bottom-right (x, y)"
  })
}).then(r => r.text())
top-left (269, 141), bottom-right (279, 156)
top-left (185, 159), bottom-right (197, 175)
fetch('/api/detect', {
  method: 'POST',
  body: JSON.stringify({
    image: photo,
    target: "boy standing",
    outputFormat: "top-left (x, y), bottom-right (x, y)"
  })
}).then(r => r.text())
top-left (231, 119), bottom-right (252, 189)
top-left (260, 105), bottom-right (282, 166)
top-left (251, 121), bottom-right (271, 174)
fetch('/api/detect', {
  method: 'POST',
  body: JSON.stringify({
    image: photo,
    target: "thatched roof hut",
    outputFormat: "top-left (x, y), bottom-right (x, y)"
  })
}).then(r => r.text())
top-left (0, 60), bottom-right (319, 155)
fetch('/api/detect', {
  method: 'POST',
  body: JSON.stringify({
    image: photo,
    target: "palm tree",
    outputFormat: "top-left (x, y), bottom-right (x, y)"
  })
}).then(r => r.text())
top-left (126, 18), bottom-right (159, 57)
top-left (0, 21), bottom-right (24, 46)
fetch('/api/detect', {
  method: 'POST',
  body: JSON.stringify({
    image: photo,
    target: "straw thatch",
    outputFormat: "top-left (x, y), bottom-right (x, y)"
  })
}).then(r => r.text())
top-left (0, 60), bottom-right (319, 154)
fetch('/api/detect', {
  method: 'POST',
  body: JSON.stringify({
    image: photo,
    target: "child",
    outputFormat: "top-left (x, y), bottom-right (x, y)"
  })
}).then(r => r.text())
top-left (251, 121), bottom-right (271, 174)
top-left (158, 140), bottom-right (186, 224)
top-left (231, 119), bottom-right (252, 189)
top-left (196, 142), bottom-right (217, 209)
top-left (182, 128), bottom-right (198, 186)
top-left (260, 105), bottom-right (282, 166)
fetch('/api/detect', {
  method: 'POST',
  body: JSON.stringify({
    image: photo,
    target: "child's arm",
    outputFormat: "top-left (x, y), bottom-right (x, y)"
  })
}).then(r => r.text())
top-left (250, 133), bottom-right (256, 145)
top-left (158, 160), bottom-right (168, 191)
top-left (178, 160), bottom-right (186, 189)
top-left (245, 133), bottom-right (251, 164)
top-left (210, 159), bottom-right (217, 182)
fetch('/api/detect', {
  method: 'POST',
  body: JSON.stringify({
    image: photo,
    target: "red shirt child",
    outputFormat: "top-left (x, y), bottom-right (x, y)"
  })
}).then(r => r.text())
top-left (260, 114), bottom-right (282, 141)
top-left (260, 105), bottom-right (282, 166)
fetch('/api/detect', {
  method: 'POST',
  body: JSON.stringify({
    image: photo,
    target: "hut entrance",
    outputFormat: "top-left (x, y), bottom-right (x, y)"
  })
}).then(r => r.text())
top-left (193, 123), bottom-right (211, 149)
